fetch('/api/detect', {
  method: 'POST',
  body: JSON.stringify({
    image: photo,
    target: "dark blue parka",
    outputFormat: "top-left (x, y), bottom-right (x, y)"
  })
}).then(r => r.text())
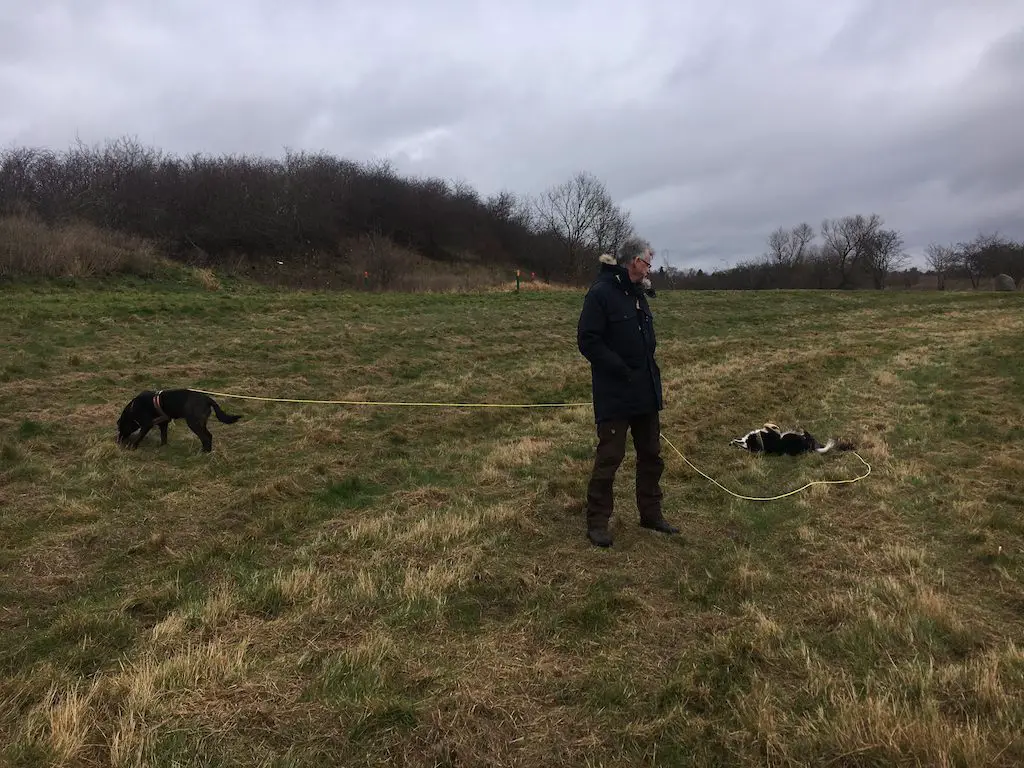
top-left (577, 262), bottom-right (664, 423)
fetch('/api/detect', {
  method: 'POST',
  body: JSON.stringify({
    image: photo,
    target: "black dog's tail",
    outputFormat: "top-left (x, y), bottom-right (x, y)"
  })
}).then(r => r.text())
top-left (207, 396), bottom-right (242, 424)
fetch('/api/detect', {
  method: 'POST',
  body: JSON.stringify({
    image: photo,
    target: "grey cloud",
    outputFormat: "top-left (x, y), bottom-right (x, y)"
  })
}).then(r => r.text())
top-left (1, 0), bottom-right (1022, 272)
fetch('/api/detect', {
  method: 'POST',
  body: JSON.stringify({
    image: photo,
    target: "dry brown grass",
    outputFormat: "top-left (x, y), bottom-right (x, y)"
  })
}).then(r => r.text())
top-left (212, 231), bottom-right (525, 292)
top-left (188, 266), bottom-right (221, 290)
top-left (0, 214), bottom-right (166, 278)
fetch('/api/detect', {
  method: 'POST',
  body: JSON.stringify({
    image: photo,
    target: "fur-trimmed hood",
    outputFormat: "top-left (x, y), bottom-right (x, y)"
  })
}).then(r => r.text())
top-left (597, 253), bottom-right (656, 297)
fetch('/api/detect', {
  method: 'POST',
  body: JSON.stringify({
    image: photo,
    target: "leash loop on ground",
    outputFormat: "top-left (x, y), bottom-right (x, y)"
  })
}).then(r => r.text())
top-left (659, 432), bottom-right (871, 502)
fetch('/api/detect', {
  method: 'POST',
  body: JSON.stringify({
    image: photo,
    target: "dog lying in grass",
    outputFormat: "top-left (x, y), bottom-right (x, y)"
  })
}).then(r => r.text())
top-left (729, 422), bottom-right (854, 456)
top-left (116, 389), bottom-right (242, 453)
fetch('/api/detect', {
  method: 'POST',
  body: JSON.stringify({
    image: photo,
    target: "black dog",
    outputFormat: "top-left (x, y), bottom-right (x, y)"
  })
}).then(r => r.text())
top-left (729, 422), bottom-right (854, 456)
top-left (116, 389), bottom-right (242, 453)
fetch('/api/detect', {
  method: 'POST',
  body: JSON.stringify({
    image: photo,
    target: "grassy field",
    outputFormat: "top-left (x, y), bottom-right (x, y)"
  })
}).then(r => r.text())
top-left (1, 279), bottom-right (1023, 767)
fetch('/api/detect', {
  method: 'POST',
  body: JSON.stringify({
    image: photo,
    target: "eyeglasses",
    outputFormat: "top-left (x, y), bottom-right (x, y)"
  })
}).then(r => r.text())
top-left (637, 257), bottom-right (652, 268)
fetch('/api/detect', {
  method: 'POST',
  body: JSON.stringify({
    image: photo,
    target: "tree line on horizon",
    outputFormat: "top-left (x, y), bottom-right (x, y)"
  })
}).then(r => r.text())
top-left (0, 137), bottom-right (634, 286)
top-left (1, 136), bottom-right (1019, 290)
top-left (656, 221), bottom-right (1024, 291)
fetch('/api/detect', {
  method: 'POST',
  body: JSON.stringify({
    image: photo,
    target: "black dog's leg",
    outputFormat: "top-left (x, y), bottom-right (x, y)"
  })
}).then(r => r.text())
top-left (158, 421), bottom-right (169, 445)
top-left (130, 421), bottom-right (154, 448)
top-left (186, 416), bottom-right (213, 452)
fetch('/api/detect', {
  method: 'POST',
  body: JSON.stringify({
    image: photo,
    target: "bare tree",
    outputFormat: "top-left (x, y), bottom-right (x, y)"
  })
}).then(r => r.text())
top-left (766, 227), bottom-right (787, 264)
top-left (925, 243), bottom-right (956, 290)
top-left (860, 228), bottom-right (907, 289)
top-left (532, 171), bottom-right (632, 278)
top-left (450, 177), bottom-right (480, 204)
top-left (485, 190), bottom-right (518, 222)
top-left (533, 172), bottom-right (600, 277)
top-left (954, 233), bottom-right (999, 289)
top-left (790, 222), bottom-right (815, 264)
top-left (766, 222), bottom-right (815, 267)
top-left (820, 213), bottom-right (883, 288)
top-left (590, 194), bottom-right (634, 258)
top-left (962, 231), bottom-right (1024, 283)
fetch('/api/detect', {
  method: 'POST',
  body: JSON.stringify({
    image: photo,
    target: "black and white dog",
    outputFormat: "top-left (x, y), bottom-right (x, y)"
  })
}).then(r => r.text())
top-left (729, 423), bottom-right (853, 456)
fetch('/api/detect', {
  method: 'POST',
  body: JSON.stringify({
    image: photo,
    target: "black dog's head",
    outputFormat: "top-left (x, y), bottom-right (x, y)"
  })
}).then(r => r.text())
top-left (116, 401), bottom-right (141, 446)
top-left (798, 429), bottom-right (822, 450)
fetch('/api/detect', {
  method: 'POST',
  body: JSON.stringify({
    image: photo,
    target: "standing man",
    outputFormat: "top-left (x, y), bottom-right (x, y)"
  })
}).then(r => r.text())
top-left (577, 239), bottom-right (679, 547)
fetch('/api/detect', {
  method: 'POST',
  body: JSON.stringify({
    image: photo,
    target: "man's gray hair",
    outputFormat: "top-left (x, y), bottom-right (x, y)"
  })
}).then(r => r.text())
top-left (616, 237), bottom-right (651, 267)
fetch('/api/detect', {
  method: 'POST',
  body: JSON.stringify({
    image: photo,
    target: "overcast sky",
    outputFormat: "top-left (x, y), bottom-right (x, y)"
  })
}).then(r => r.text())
top-left (2, 0), bottom-right (1022, 271)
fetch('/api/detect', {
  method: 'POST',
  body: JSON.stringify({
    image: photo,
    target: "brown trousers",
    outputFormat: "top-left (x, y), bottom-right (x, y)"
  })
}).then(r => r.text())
top-left (585, 411), bottom-right (665, 531)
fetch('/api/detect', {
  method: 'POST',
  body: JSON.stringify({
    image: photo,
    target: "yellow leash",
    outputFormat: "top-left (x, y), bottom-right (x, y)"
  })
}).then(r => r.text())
top-left (660, 432), bottom-right (871, 502)
top-left (190, 388), bottom-right (591, 408)
top-left (191, 388), bottom-right (871, 500)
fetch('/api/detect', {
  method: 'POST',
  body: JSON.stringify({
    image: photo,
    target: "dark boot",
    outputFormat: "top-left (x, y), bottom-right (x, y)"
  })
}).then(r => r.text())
top-left (587, 527), bottom-right (613, 547)
top-left (631, 412), bottom-right (672, 532)
top-left (640, 518), bottom-right (679, 535)
top-left (586, 480), bottom-right (615, 547)
top-left (584, 420), bottom-right (627, 548)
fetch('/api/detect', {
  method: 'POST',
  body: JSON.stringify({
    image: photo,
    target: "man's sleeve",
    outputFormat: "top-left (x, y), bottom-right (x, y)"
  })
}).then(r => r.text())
top-left (577, 289), bottom-right (631, 379)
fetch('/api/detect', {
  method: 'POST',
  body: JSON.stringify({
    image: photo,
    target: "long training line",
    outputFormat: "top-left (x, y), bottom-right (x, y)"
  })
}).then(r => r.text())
top-left (191, 387), bottom-right (872, 500)
top-left (190, 388), bottom-right (591, 408)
